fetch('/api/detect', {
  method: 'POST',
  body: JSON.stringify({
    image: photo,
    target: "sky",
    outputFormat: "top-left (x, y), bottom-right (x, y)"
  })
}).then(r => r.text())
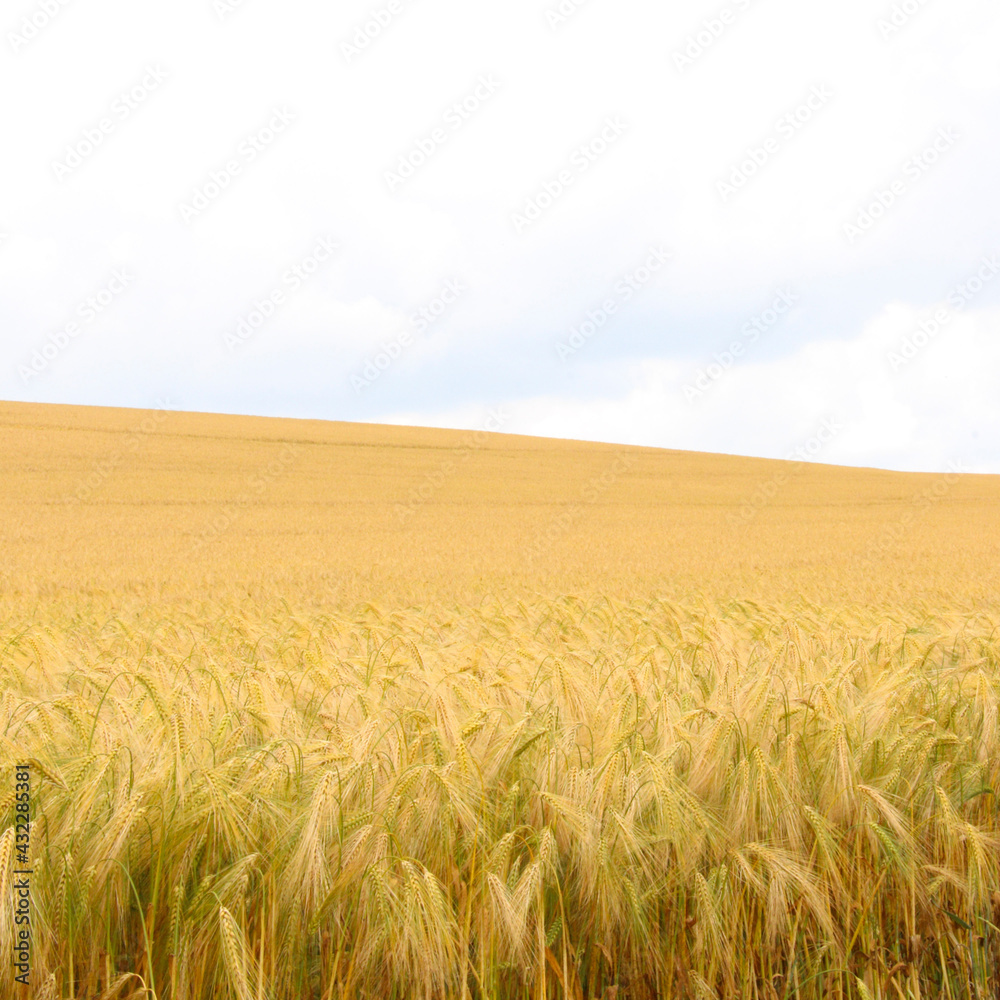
top-left (2, 0), bottom-right (999, 473)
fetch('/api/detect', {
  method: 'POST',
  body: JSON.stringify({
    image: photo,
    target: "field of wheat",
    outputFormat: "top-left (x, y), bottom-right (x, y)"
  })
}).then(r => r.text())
top-left (1, 401), bottom-right (999, 1000)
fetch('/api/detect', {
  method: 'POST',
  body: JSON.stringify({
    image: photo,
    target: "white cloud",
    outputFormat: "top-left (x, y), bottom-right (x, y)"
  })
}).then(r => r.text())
top-left (385, 303), bottom-right (1000, 473)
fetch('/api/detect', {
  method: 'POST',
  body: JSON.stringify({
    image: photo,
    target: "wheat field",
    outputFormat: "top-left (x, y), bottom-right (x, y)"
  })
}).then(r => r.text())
top-left (1, 400), bottom-right (999, 1000)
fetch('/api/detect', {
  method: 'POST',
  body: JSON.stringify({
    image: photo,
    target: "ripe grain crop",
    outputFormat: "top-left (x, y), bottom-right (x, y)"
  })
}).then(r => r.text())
top-left (1, 401), bottom-right (998, 1000)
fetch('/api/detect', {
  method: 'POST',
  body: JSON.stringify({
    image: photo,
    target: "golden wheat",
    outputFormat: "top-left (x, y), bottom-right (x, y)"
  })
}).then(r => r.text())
top-left (0, 598), bottom-right (996, 999)
top-left (0, 401), bottom-right (998, 1000)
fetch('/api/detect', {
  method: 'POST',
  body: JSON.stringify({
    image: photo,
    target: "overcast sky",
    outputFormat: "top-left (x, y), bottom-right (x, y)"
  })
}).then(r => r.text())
top-left (2, 0), bottom-right (998, 472)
